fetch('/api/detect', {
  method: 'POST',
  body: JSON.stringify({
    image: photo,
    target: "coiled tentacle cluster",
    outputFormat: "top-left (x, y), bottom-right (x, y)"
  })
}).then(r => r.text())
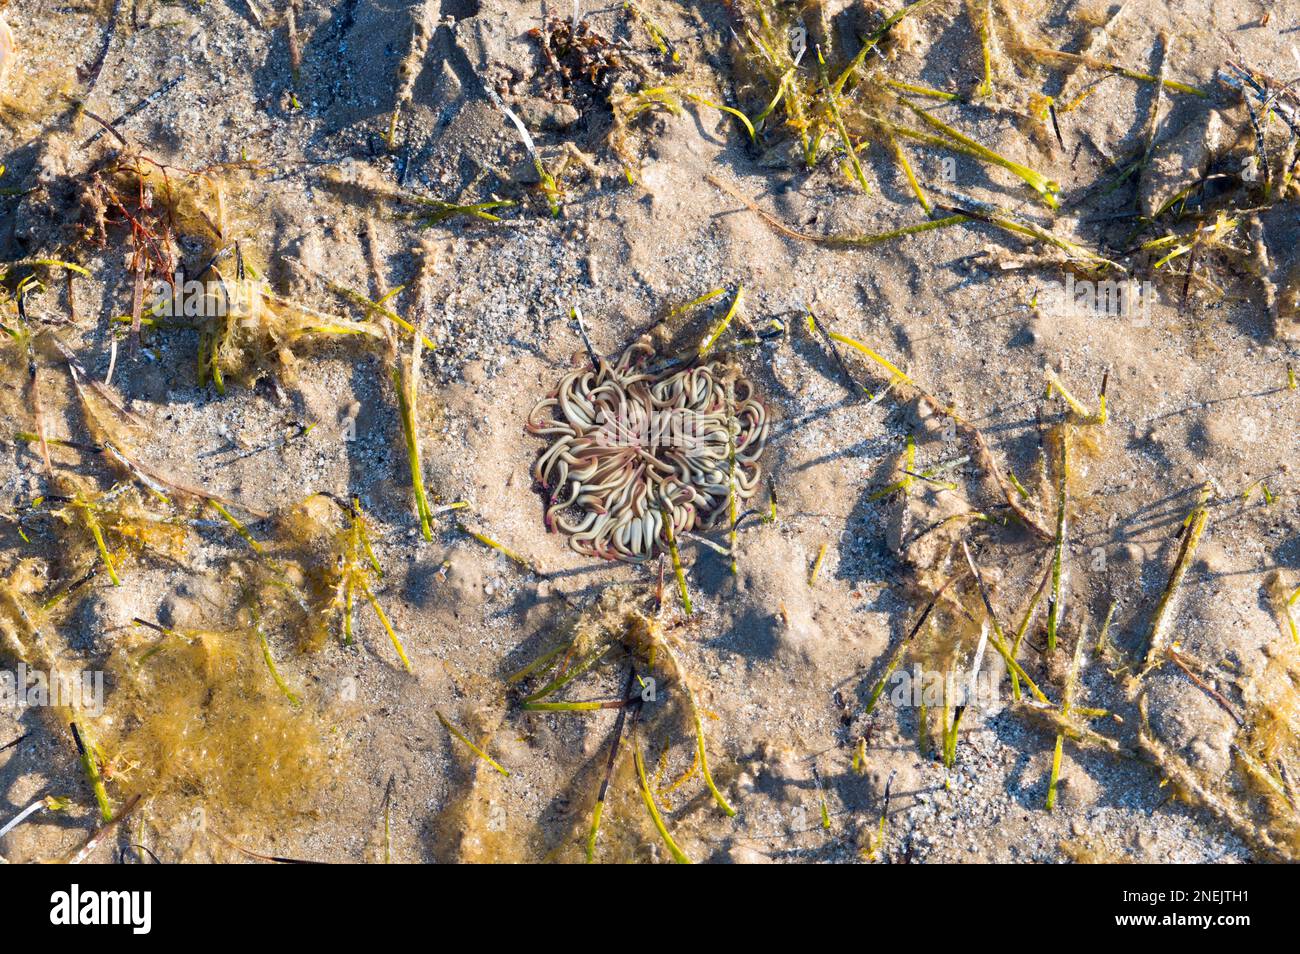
top-left (528, 337), bottom-right (769, 563)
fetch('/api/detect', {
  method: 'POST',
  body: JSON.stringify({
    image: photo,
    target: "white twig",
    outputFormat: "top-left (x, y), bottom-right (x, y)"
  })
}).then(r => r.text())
top-left (0, 800), bottom-right (45, 839)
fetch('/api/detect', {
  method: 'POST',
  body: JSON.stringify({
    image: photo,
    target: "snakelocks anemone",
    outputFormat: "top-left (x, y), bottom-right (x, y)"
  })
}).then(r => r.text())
top-left (528, 336), bottom-right (769, 563)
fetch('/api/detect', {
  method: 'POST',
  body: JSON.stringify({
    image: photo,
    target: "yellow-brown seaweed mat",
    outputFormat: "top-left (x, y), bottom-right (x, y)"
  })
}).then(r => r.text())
top-left (94, 623), bottom-right (337, 843)
top-left (1138, 643), bottom-right (1300, 862)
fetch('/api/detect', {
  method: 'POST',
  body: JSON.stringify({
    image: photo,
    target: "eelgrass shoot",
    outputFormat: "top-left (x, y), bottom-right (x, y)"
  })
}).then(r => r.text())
top-left (436, 710), bottom-right (510, 777)
top-left (1095, 600), bottom-right (1119, 658)
top-left (865, 574), bottom-right (961, 714)
top-left (486, 87), bottom-right (562, 216)
top-left (941, 671), bottom-right (961, 768)
top-left (818, 46), bottom-right (871, 194)
top-left (287, 258), bottom-right (435, 349)
top-left (411, 198), bottom-right (515, 228)
top-left (71, 720), bottom-right (113, 823)
top-left (613, 84), bottom-right (755, 150)
top-left (25, 481), bottom-right (191, 592)
top-left (392, 316), bottom-right (434, 541)
top-left (861, 769), bottom-right (896, 862)
top-left (698, 284), bottom-right (745, 356)
top-left (586, 669), bottom-right (637, 862)
top-left (943, 548), bottom-right (997, 768)
top-left (329, 497), bottom-right (412, 671)
top-left (868, 433), bottom-right (918, 501)
top-left (811, 764), bottom-right (832, 830)
top-left (521, 643), bottom-right (614, 707)
top-left (709, 172), bottom-right (969, 249)
top-left (1242, 479), bottom-right (1276, 507)
top-left (1045, 423), bottom-right (1070, 653)
top-left (633, 726), bottom-right (691, 863)
top-left (457, 521), bottom-right (537, 575)
top-left (249, 609), bottom-right (302, 706)
top-left (662, 515), bottom-right (689, 615)
top-left (962, 541), bottom-right (1049, 704)
top-left (970, 0), bottom-right (995, 98)
top-left (681, 676), bottom-right (736, 817)
top-left (1288, 585), bottom-right (1300, 646)
top-left (1046, 369), bottom-right (1108, 426)
top-left (1138, 485), bottom-right (1210, 675)
top-left (692, 0), bottom-right (1117, 216)
top-left (210, 500), bottom-right (263, 554)
top-left (1267, 575), bottom-right (1299, 648)
top-left (624, 3), bottom-right (677, 63)
top-left (74, 490), bottom-right (119, 585)
top-left (1046, 625), bottom-right (1088, 810)
top-left (1009, 563), bottom-right (1052, 699)
top-left (809, 542), bottom-right (828, 586)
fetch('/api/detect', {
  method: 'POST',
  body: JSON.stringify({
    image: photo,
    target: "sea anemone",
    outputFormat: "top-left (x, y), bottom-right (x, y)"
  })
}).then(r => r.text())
top-left (528, 336), bottom-right (768, 562)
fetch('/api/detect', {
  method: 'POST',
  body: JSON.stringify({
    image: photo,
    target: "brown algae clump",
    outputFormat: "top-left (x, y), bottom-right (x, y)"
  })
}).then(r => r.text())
top-left (528, 337), bottom-right (769, 562)
top-left (95, 623), bottom-right (337, 834)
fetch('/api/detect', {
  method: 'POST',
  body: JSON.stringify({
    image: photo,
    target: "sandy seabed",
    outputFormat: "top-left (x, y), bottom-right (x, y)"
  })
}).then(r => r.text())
top-left (1, 0), bottom-right (1298, 863)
